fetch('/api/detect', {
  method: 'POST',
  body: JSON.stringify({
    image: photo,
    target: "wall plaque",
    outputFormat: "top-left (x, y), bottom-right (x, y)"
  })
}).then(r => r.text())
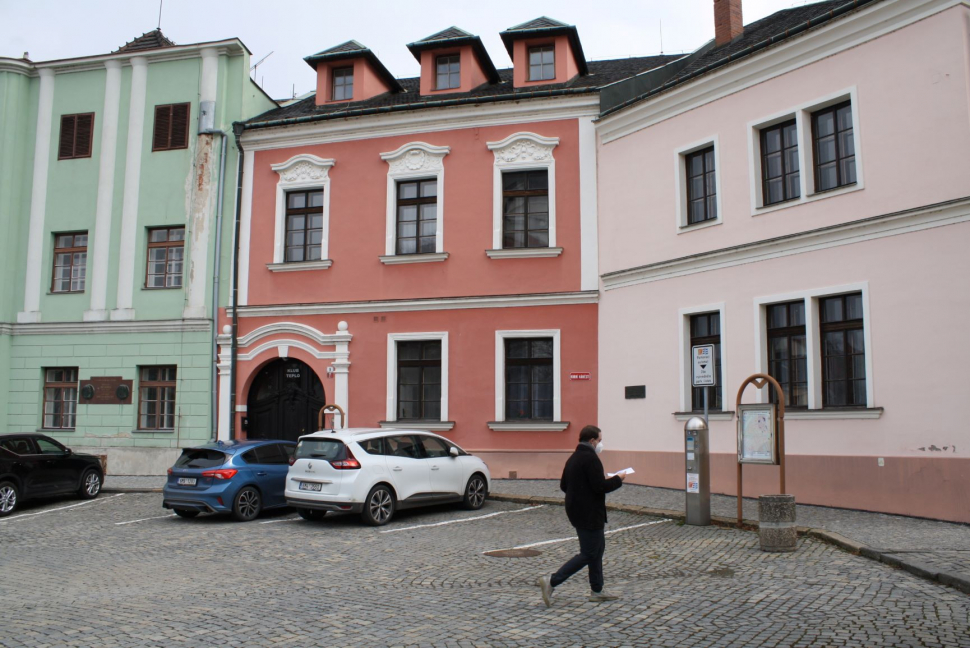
top-left (79, 377), bottom-right (134, 405)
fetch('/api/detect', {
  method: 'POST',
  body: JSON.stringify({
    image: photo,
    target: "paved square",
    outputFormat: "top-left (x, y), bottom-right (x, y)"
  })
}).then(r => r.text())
top-left (1, 494), bottom-right (967, 647)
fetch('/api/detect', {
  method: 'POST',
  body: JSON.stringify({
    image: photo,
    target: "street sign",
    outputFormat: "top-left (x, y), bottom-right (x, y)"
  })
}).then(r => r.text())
top-left (569, 372), bottom-right (591, 381)
top-left (691, 344), bottom-right (716, 387)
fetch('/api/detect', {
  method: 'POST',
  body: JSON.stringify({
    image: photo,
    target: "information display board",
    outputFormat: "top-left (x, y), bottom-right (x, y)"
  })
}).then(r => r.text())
top-left (737, 403), bottom-right (777, 465)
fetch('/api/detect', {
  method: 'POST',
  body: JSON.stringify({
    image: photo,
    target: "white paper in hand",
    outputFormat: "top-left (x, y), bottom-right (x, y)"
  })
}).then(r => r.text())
top-left (607, 467), bottom-right (635, 478)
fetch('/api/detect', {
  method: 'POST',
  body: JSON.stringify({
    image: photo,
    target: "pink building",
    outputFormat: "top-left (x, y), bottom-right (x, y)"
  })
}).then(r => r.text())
top-left (596, 0), bottom-right (970, 523)
top-left (217, 21), bottom-right (679, 475)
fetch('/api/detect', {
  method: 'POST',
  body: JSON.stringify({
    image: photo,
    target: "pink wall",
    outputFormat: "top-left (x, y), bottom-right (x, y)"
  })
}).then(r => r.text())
top-left (314, 58), bottom-right (392, 105)
top-left (247, 119), bottom-right (582, 305)
top-left (418, 46), bottom-right (489, 95)
top-left (512, 35), bottom-right (579, 88)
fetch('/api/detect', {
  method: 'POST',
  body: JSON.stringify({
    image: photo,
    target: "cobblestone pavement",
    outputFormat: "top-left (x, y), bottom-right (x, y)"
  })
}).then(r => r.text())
top-left (1, 492), bottom-right (968, 647)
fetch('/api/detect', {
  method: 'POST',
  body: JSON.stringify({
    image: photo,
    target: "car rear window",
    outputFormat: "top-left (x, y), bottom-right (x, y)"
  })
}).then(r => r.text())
top-left (174, 449), bottom-right (227, 469)
top-left (295, 438), bottom-right (346, 461)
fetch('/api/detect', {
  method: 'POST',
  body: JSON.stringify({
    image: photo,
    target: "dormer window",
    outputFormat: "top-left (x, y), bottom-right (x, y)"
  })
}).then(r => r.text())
top-left (332, 67), bottom-right (354, 101)
top-left (529, 46), bottom-right (555, 81)
top-left (436, 55), bottom-right (460, 90)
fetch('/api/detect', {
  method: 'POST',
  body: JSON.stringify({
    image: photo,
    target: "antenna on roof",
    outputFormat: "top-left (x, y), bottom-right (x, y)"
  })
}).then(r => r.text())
top-left (251, 51), bottom-right (273, 76)
top-left (157, 0), bottom-right (163, 30)
top-left (659, 19), bottom-right (664, 55)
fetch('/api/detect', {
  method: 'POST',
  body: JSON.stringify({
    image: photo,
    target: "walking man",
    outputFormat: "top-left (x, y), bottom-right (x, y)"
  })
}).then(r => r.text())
top-left (538, 424), bottom-right (625, 606)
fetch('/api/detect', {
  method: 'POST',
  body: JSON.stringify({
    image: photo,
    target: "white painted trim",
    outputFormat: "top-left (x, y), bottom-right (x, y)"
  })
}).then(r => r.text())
top-left (379, 252), bottom-right (449, 265)
top-left (752, 281), bottom-right (874, 409)
top-left (199, 48), bottom-right (219, 103)
top-left (487, 422), bottom-right (570, 432)
top-left (784, 408), bottom-right (883, 419)
top-left (238, 151), bottom-right (255, 305)
top-left (487, 132), bottom-right (559, 250)
top-left (238, 339), bottom-right (341, 362)
top-left (113, 56), bottom-right (148, 320)
top-left (380, 142), bottom-right (450, 257)
top-left (674, 135), bottom-right (722, 231)
top-left (8, 319), bottom-right (211, 336)
top-left (485, 247), bottom-right (563, 259)
top-left (266, 260), bottom-right (333, 272)
top-left (602, 198), bottom-right (970, 290)
top-left (270, 154), bottom-right (335, 265)
top-left (677, 303), bottom-right (727, 413)
top-left (18, 39), bottom-right (248, 76)
top-left (674, 412), bottom-right (735, 422)
top-left (85, 60), bottom-right (122, 322)
top-left (241, 95), bottom-right (598, 151)
top-left (578, 116), bottom-right (599, 291)
top-left (379, 421), bottom-right (456, 431)
top-left (19, 68), bottom-right (55, 323)
top-left (236, 321), bottom-right (352, 348)
top-left (233, 290), bottom-right (598, 318)
top-left (494, 329), bottom-right (561, 422)
top-left (597, 0), bottom-right (966, 143)
top-left (386, 332), bottom-right (449, 423)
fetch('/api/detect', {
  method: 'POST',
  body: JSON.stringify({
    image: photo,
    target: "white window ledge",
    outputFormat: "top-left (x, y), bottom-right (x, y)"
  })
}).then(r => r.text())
top-left (379, 421), bottom-right (456, 432)
top-left (784, 407), bottom-right (883, 420)
top-left (379, 252), bottom-right (449, 265)
top-left (487, 421), bottom-right (570, 432)
top-left (673, 411), bottom-right (735, 421)
top-left (485, 247), bottom-right (563, 259)
top-left (677, 219), bottom-right (722, 234)
top-left (266, 260), bottom-right (333, 272)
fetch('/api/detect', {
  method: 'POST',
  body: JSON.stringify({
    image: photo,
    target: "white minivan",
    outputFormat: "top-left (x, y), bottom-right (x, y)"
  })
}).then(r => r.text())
top-left (285, 428), bottom-right (491, 526)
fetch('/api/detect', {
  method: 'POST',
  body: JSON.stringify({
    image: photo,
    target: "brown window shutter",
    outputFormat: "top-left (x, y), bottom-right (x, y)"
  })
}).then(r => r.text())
top-left (58, 115), bottom-right (76, 159)
top-left (153, 105), bottom-right (171, 151)
top-left (75, 114), bottom-right (94, 157)
top-left (170, 103), bottom-right (189, 149)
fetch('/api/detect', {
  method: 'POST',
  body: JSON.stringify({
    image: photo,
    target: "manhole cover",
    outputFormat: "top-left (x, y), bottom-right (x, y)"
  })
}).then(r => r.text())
top-left (484, 549), bottom-right (542, 558)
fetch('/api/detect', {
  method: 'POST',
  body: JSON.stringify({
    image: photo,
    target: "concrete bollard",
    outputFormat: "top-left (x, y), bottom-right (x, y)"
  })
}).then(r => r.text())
top-left (758, 494), bottom-right (797, 552)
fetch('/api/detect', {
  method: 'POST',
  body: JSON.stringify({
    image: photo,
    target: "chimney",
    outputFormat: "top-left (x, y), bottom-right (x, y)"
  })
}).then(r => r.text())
top-left (714, 0), bottom-right (743, 47)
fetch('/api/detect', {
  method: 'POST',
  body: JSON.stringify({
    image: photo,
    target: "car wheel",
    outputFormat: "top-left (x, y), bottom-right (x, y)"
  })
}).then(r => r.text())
top-left (298, 508), bottom-right (327, 521)
top-left (361, 484), bottom-right (395, 526)
top-left (0, 481), bottom-right (18, 518)
top-left (231, 486), bottom-right (262, 522)
top-left (462, 474), bottom-right (488, 510)
top-left (78, 470), bottom-right (102, 500)
top-left (173, 509), bottom-right (199, 519)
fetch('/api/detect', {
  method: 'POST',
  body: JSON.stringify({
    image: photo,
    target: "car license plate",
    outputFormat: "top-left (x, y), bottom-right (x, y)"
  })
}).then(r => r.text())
top-left (299, 482), bottom-right (322, 492)
top-left (177, 477), bottom-right (197, 486)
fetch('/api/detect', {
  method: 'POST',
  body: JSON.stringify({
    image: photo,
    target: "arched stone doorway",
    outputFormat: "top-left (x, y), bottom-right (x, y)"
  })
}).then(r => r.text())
top-left (246, 358), bottom-right (326, 442)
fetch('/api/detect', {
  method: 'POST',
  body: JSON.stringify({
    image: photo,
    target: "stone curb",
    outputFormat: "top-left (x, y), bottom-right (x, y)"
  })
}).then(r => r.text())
top-left (102, 487), bottom-right (163, 494)
top-left (489, 492), bottom-right (970, 596)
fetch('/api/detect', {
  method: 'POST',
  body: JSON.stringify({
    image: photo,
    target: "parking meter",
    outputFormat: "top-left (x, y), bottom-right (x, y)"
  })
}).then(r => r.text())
top-left (685, 417), bottom-right (711, 526)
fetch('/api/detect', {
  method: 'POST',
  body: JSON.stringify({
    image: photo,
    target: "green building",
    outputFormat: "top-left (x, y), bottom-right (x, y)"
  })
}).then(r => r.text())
top-left (0, 31), bottom-right (275, 473)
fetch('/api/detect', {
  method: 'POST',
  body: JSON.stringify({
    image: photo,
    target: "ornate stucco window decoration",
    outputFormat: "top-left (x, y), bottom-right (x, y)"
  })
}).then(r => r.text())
top-left (379, 142), bottom-right (451, 265)
top-left (486, 132), bottom-right (562, 259)
top-left (267, 154), bottom-right (336, 272)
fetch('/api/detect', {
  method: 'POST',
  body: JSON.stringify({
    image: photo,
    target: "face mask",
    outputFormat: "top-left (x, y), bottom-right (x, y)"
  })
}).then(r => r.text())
top-left (595, 442), bottom-right (603, 454)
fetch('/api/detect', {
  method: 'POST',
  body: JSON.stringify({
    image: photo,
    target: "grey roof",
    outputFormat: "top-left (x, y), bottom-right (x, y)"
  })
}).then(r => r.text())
top-left (303, 40), bottom-right (404, 93)
top-left (405, 26), bottom-right (499, 83)
top-left (505, 17), bottom-right (570, 31)
top-left (310, 40), bottom-right (368, 57)
top-left (414, 26), bottom-right (474, 42)
top-left (498, 16), bottom-right (588, 76)
top-left (114, 29), bottom-right (175, 53)
top-left (245, 55), bottom-right (681, 130)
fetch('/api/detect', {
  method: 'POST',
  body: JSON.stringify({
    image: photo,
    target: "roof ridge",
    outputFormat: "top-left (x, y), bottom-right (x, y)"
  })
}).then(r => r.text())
top-left (418, 26), bottom-right (475, 42)
top-left (505, 16), bottom-right (571, 31)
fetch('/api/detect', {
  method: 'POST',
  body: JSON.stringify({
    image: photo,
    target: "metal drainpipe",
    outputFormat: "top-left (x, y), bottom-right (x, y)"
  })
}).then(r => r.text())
top-left (228, 122), bottom-right (245, 440)
top-left (206, 130), bottom-right (227, 442)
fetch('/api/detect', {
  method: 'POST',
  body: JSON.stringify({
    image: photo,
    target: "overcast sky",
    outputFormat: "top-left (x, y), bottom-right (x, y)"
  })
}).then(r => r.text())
top-left (1, 0), bottom-right (821, 100)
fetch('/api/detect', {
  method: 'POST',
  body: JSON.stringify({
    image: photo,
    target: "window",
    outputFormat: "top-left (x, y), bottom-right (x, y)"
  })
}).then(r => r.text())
top-left (502, 171), bottom-right (549, 248)
top-left (436, 55), bottom-right (460, 89)
top-left (812, 101), bottom-right (856, 192)
top-left (686, 147), bottom-right (717, 225)
top-left (505, 338), bottom-right (554, 420)
top-left (820, 293), bottom-right (866, 407)
top-left (284, 190), bottom-right (324, 262)
top-left (397, 340), bottom-right (442, 421)
top-left (332, 67), bottom-right (354, 101)
top-left (359, 437), bottom-right (386, 456)
top-left (419, 435), bottom-right (451, 458)
top-left (766, 301), bottom-right (807, 408)
top-left (138, 366), bottom-right (177, 430)
top-left (152, 103), bottom-right (190, 152)
top-left (36, 437), bottom-right (67, 454)
top-left (396, 180), bottom-right (437, 255)
top-left (387, 435), bottom-right (422, 459)
top-left (51, 232), bottom-right (88, 293)
top-left (146, 227), bottom-right (185, 288)
top-left (43, 368), bottom-right (78, 430)
top-left (58, 113), bottom-right (94, 160)
top-left (690, 314), bottom-right (722, 411)
top-left (761, 120), bottom-right (800, 206)
top-left (529, 46), bottom-right (555, 81)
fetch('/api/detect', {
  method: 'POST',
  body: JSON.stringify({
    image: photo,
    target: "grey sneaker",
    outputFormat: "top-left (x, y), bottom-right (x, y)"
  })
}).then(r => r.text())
top-left (588, 590), bottom-right (619, 602)
top-left (538, 575), bottom-right (554, 608)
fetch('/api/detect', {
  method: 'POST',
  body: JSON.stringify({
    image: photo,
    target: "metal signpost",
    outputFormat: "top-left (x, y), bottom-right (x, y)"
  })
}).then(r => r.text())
top-left (686, 345), bottom-right (716, 526)
top-left (691, 344), bottom-right (716, 426)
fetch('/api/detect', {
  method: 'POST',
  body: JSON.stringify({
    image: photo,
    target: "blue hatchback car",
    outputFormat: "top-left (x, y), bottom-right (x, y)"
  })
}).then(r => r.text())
top-left (162, 440), bottom-right (296, 521)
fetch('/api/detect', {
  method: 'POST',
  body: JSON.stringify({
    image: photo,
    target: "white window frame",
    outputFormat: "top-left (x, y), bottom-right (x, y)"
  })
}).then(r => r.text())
top-left (678, 303), bottom-right (728, 416)
top-left (486, 132), bottom-right (561, 258)
top-left (753, 281), bottom-right (875, 414)
top-left (675, 135), bottom-right (722, 233)
top-left (268, 154), bottom-right (335, 271)
top-left (385, 332), bottom-right (451, 429)
top-left (379, 142), bottom-right (450, 265)
top-left (491, 329), bottom-right (564, 430)
top-left (747, 87), bottom-right (864, 216)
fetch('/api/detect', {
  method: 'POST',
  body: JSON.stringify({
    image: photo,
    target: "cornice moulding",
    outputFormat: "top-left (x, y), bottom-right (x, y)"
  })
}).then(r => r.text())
top-left (3, 319), bottom-right (211, 335)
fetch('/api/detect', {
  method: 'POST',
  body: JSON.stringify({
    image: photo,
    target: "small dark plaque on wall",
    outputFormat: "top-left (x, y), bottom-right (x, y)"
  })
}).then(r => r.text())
top-left (79, 377), bottom-right (134, 405)
top-left (625, 385), bottom-right (646, 400)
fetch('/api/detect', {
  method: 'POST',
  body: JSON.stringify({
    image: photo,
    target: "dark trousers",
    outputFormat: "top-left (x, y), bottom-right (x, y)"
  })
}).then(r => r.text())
top-left (550, 527), bottom-right (605, 593)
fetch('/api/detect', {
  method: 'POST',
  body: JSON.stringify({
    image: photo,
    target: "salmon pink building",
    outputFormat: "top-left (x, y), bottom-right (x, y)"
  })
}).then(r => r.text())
top-left (595, 0), bottom-right (970, 523)
top-left (217, 20), bottom-right (679, 474)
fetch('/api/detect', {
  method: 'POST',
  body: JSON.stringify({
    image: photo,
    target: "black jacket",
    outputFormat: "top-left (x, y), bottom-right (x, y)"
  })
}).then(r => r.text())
top-left (560, 443), bottom-right (623, 530)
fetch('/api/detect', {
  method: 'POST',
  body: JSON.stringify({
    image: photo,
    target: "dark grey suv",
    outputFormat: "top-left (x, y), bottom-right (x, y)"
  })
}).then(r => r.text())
top-left (0, 434), bottom-right (104, 517)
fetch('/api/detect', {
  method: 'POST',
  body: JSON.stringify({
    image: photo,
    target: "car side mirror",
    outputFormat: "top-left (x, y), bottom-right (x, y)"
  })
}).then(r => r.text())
top-left (449, 447), bottom-right (459, 458)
